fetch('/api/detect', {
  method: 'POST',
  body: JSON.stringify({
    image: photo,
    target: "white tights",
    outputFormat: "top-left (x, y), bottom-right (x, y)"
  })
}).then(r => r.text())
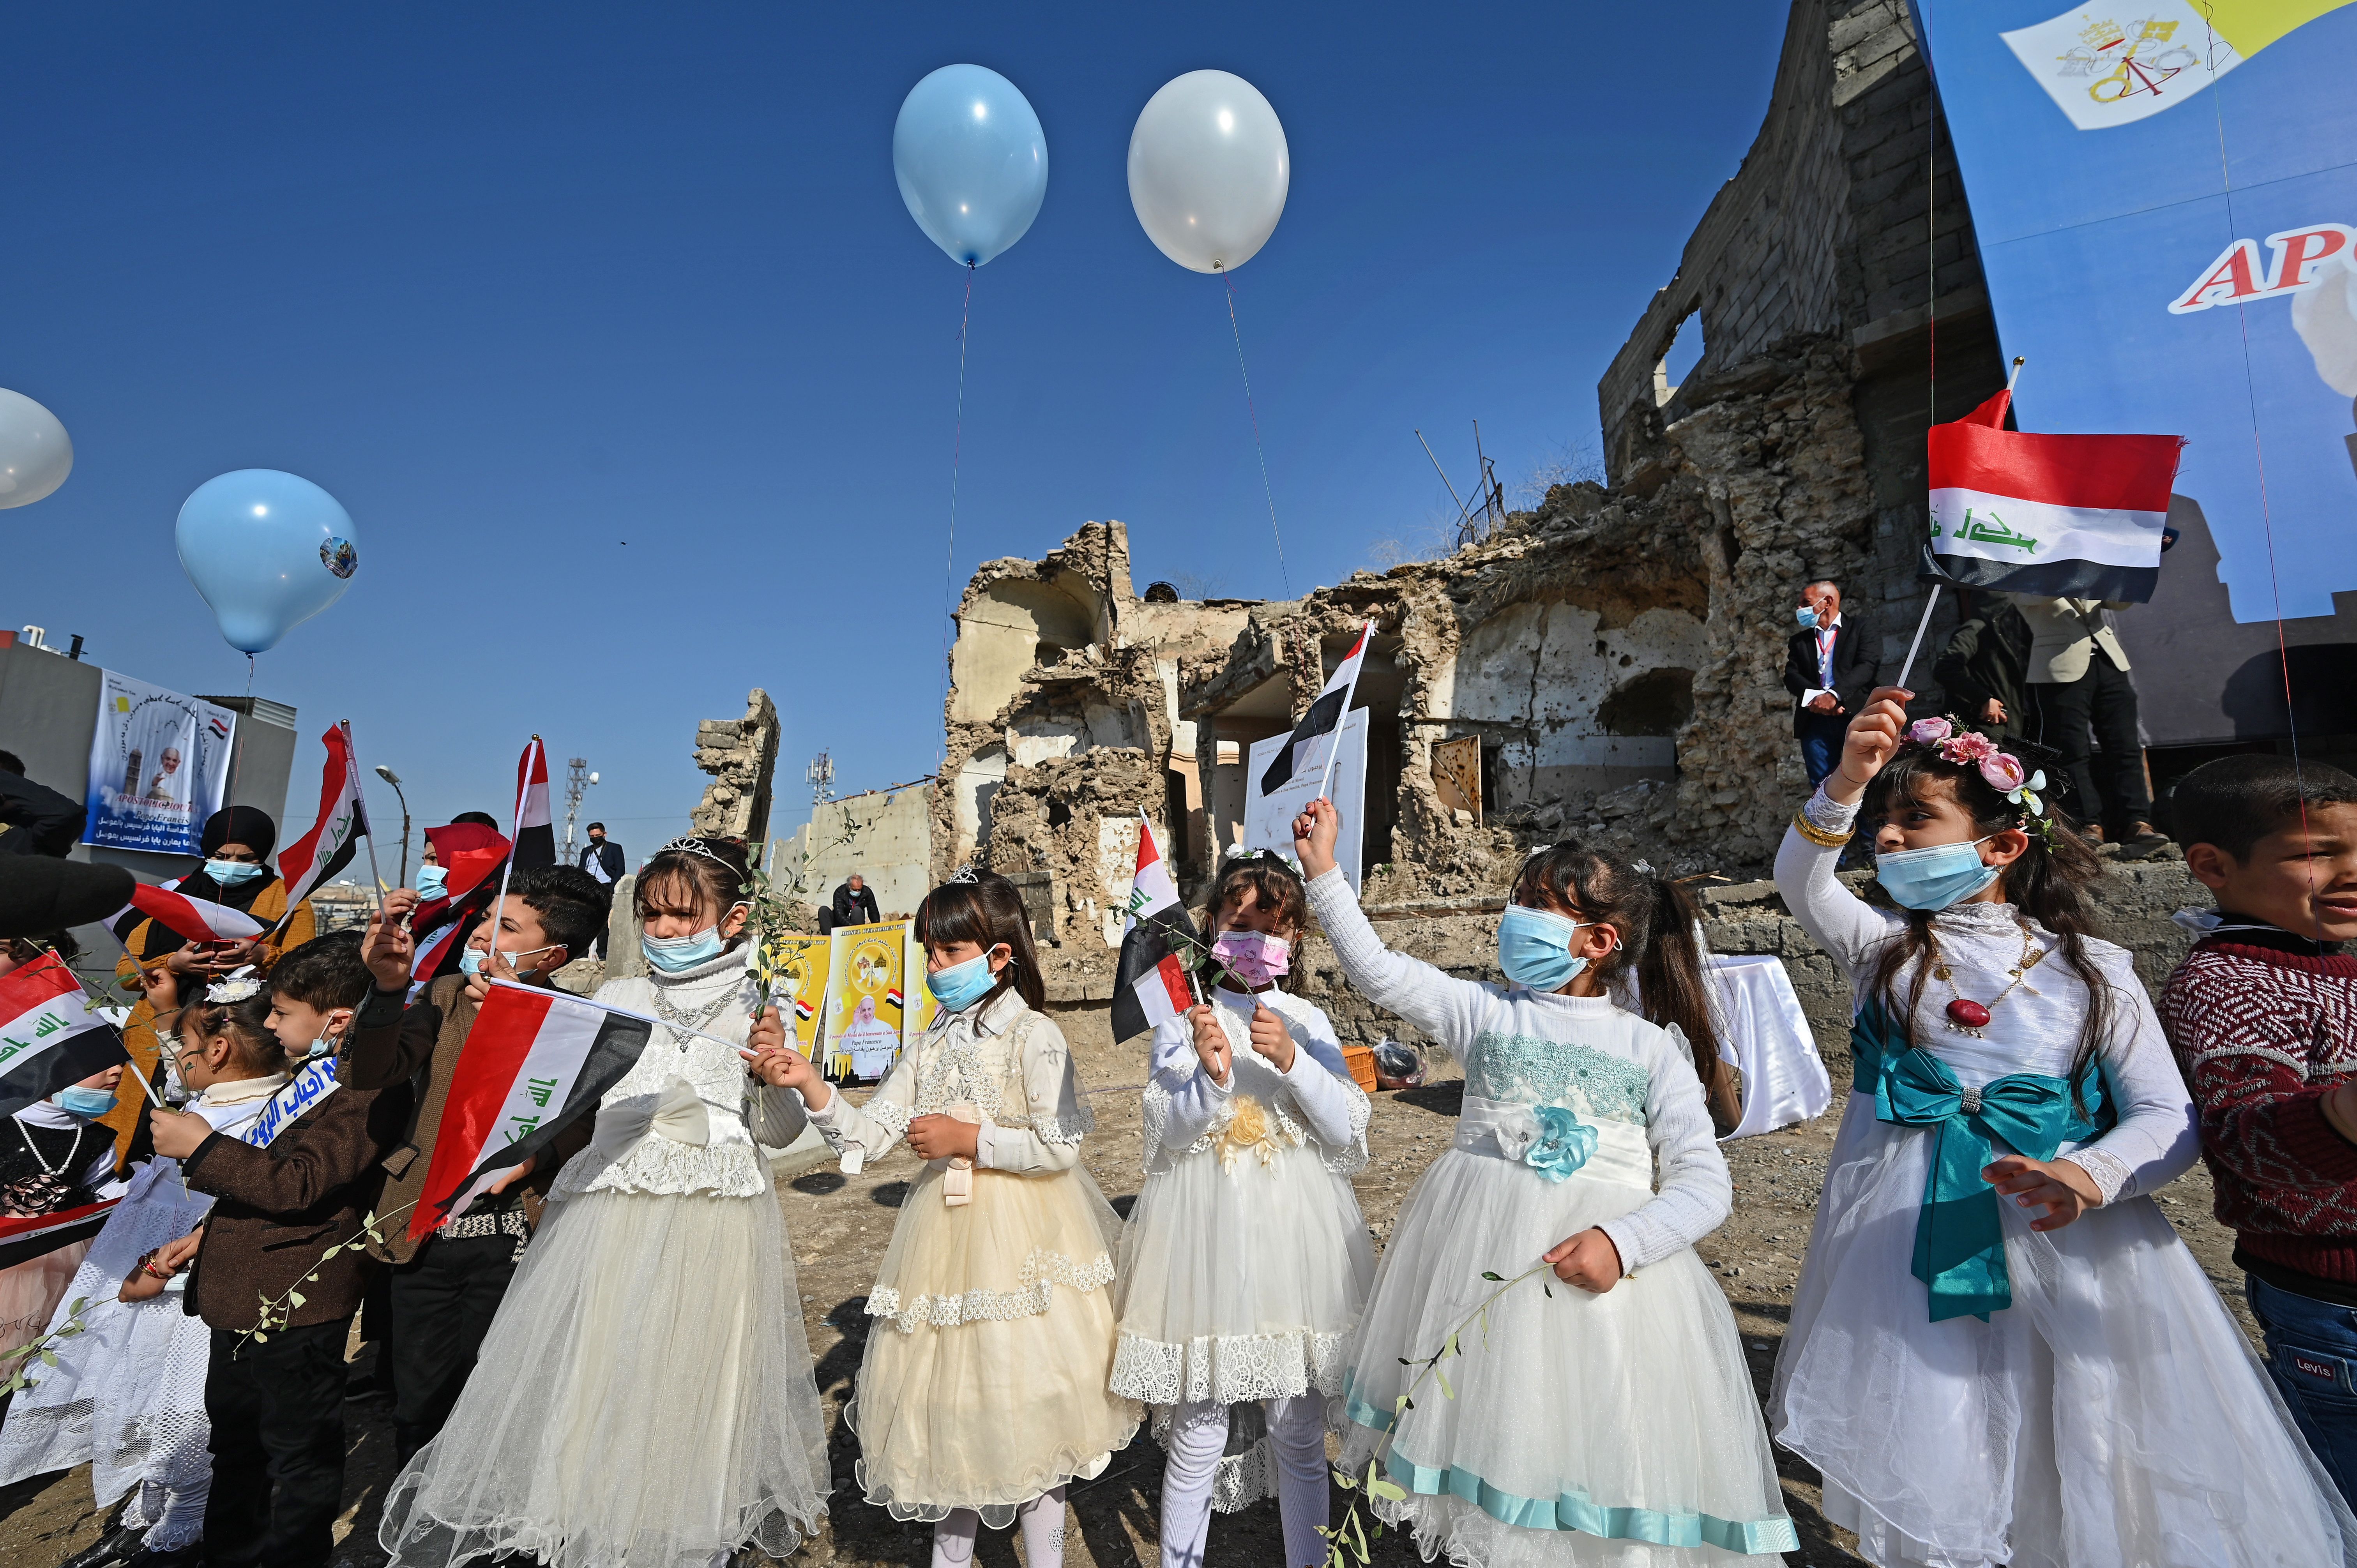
top-left (1160, 1395), bottom-right (1329, 1568)
top-left (929, 1485), bottom-right (1068, 1568)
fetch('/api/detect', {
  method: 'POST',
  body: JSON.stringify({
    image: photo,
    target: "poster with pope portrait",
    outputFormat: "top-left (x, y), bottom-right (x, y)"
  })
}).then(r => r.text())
top-left (83, 671), bottom-right (237, 856)
top-left (823, 920), bottom-right (910, 1082)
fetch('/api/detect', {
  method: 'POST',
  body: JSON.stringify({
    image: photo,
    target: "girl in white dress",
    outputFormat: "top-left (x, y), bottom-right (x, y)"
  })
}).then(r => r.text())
top-left (1111, 851), bottom-right (1374, 1568)
top-left (1771, 689), bottom-right (2356, 1567)
top-left (0, 990), bottom-right (286, 1566)
top-left (380, 837), bottom-right (830, 1568)
top-left (1296, 799), bottom-right (1795, 1567)
top-left (750, 869), bottom-right (1138, 1568)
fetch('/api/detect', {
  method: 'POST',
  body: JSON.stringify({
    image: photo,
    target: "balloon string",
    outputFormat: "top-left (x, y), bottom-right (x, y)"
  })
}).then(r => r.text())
top-left (1221, 268), bottom-right (1291, 598)
top-left (938, 263), bottom-right (975, 769)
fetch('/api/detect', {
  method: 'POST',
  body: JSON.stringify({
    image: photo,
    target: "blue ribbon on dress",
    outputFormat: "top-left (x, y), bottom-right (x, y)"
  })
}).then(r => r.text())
top-left (1848, 999), bottom-right (2112, 1324)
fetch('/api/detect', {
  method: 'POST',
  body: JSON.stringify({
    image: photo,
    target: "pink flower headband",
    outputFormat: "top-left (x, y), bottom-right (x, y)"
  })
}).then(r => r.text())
top-left (1904, 715), bottom-right (2046, 816)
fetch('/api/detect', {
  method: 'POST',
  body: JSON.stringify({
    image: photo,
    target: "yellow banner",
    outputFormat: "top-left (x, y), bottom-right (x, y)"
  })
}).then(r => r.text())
top-left (757, 934), bottom-right (832, 1057)
top-left (824, 920), bottom-right (910, 1080)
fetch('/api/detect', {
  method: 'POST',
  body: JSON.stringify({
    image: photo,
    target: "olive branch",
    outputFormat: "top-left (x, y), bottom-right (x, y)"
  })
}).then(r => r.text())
top-left (242, 1199), bottom-right (419, 1346)
top-left (0, 1296), bottom-right (91, 1397)
top-left (1320, 1260), bottom-right (1557, 1568)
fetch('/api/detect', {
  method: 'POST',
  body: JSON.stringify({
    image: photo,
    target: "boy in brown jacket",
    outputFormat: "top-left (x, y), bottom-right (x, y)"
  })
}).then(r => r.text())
top-left (349, 863), bottom-right (608, 1461)
top-left (146, 932), bottom-right (408, 1568)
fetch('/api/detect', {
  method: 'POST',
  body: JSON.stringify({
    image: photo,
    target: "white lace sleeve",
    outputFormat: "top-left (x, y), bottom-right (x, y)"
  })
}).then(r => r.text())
top-left (1773, 786), bottom-right (1899, 982)
top-left (808, 1049), bottom-right (917, 1173)
top-left (2060, 950), bottom-right (2199, 1203)
top-left (975, 1013), bottom-right (1091, 1176)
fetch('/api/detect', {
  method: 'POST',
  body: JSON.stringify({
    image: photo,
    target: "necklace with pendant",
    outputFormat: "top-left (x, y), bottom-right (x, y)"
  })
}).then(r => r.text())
top-left (1928, 918), bottom-right (2044, 1037)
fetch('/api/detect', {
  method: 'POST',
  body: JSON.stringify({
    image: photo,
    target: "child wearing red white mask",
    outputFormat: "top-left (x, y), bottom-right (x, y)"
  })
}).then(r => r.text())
top-left (1111, 849), bottom-right (1373, 1568)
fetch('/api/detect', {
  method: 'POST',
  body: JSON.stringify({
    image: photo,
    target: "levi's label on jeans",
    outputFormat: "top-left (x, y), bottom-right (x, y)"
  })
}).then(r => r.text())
top-left (2285, 1346), bottom-right (2355, 1394)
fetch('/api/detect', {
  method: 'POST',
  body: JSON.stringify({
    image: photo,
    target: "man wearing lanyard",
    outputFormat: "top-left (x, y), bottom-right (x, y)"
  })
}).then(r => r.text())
top-left (1782, 579), bottom-right (1880, 788)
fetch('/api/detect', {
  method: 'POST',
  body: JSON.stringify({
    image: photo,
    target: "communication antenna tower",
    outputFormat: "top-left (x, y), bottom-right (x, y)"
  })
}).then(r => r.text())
top-left (561, 757), bottom-right (597, 861)
top-left (807, 750), bottom-right (836, 808)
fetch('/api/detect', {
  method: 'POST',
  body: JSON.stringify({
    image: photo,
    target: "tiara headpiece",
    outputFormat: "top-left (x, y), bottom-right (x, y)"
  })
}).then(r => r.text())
top-left (947, 866), bottom-right (981, 885)
top-left (656, 836), bottom-right (733, 867)
top-left (207, 966), bottom-right (263, 1004)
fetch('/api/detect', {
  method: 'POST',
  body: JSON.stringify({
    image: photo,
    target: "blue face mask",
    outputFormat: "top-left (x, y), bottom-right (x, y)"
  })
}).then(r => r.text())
top-left (56, 1085), bottom-right (117, 1118)
top-left (1496, 904), bottom-right (1599, 992)
top-left (1873, 837), bottom-right (2001, 911)
top-left (206, 859), bottom-right (264, 886)
top-left (641, 926), bottom-right (725, 974)
top-left (926, 949), bottom-right (1003, 1012)
top-left (462, 942), bottom-right (555, 978)
top-left (414, 866), bottom-right (449, 899)
top-left (1795, 606), bottom-right (1819, 630)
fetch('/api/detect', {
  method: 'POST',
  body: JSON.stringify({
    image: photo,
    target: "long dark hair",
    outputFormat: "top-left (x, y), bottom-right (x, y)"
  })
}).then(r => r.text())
top-left (1511, 842), bottom-right (1724, 1092)
top-left (915, 871), bottom-right (1045, 1012)
top-left (1861, 743), bottom-right (2113, 1082)
top-left (634, 838), bottom-right (752, 929)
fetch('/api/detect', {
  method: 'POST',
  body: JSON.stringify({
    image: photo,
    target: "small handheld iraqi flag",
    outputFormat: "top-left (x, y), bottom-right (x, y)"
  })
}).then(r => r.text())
top-left (1259, 621), bottom-right (1374, 796)
top-left (0, 952), bottom-right (132, 1119)
top-left (1924, 389), bottom-right (2183, 603)
top-left (511, 738), bottom-right (555, 870)
top-left (1111, 815), bottom-right (1199, 1043)
top-left (408, 981), bottom-right (655, 1241)
top-left (109, 883), bottom-right (266, 946)
top-left (274, 725), bottom-right (370, 921)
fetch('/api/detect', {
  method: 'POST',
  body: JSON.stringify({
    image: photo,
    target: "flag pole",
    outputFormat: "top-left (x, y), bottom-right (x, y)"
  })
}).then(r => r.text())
top-left (485, 737), bottom-right (539, 972)
top-left (1313, 621), bottom-right (1376, 805)
top-left (340, 722), bottom-right (387, 913)
top-left (1895, 359), bottom-right (2028, 692)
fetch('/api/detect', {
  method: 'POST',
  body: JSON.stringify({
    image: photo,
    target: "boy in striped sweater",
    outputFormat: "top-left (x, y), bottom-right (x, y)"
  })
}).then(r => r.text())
top-left (2161, 754), bottom-right (2357, 1499)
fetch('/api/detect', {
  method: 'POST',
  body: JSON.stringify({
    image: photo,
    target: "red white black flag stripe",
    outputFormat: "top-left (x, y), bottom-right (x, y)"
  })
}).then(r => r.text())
top-left (1259, 621), bottom-right (1374, 795)
top-left (408, 980), bottom-right (654, 1241)
top-left (276, 725), bottom-right (370, 918)
top-left (0, 953), bottom-right (132, 1119)
top-left (0, 1199), bottom-right (119, 1271)
top-left (1111, 815), bottom-right (1198, 1043)
top-left (107, 884), bottom-right (265, 947)
top-left (511, 737), bottom-right (555, 870)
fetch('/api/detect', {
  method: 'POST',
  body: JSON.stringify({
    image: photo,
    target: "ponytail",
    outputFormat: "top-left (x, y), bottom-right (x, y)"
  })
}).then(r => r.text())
top-left (1632, 878), bottom-right (1730, 1107)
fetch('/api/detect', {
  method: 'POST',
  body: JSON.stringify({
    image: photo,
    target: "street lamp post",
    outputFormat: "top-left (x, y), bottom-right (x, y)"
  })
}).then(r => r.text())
top-left (373, 764), bottom-right (412, 887)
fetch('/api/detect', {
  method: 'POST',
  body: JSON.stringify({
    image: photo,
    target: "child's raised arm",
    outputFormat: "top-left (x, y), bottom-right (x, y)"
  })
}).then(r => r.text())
top-left (1295, 799), bottom-right (1496, 1052)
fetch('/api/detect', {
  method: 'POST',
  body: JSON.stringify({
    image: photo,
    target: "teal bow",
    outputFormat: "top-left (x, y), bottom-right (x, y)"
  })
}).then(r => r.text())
top-left (1849, 1001), bottom-right (2112, 1323)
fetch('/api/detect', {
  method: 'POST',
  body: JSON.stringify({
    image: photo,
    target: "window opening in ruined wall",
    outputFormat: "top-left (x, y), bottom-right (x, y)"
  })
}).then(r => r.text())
top-left (1654, 308), bottom-right (1705, 408)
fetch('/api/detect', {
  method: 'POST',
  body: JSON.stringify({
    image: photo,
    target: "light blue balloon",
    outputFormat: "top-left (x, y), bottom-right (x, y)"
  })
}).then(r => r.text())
top-left (175, 469), bottom-right (360, 654)
top-left (892, 64), bottom-right (1048, 267)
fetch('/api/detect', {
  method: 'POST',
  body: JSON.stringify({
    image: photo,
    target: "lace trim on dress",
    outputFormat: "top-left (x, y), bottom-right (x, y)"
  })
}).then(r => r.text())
top-left (1108, 1324), bottom-right (1355, 1406)
top-left (1032, 1114), bottom-right (1088, 1146)
top-left (1802, 785), bottom-right (1859, 836)
top-left (864, 1247), bottom-right (1116, 1333)
top-left (845, 1395), bottom-right (1135, 1529)
top-left (1466, 1031), bottom-right (1651, 1125)
top-left (2067, 1144), bottom-right (2135, 1205)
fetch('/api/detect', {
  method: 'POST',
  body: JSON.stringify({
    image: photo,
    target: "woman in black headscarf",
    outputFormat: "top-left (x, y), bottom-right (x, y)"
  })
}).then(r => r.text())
top-left (104, 807), bottom-right (318, 1159)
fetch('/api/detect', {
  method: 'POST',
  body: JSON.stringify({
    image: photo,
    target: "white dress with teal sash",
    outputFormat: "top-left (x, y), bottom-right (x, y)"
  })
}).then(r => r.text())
top-left (1772, 791), bottom-right (2356, 1568)
top-left (1307, 869), bottom-right (1797, 1566)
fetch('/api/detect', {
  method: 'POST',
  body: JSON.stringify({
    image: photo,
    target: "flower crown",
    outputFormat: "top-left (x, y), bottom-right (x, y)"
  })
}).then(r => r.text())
top-left (1904, 715), bottom-right (2050, 824)
top-left (206, 967), bottom-right (263, 1003)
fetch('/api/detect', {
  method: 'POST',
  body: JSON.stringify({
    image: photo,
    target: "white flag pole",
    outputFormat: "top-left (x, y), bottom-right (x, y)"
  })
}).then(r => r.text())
top-left (1313, 621), bottom-right (1376, 805)
top-left (484, 736), bottom-right (540, 973)
top-left (1896, 359), bottom-right (2027, 693)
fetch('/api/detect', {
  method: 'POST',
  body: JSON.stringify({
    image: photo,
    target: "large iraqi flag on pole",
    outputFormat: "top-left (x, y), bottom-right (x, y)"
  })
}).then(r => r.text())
top-left (1925, 389), bottom-right (2184, 602)
top-left (0, 952), bottom-right (132, 1119)
top-left (1111, 816), bottom-right (1200, 1043)
top-left (275, 725), bottom-right (369, 918)
top-left (408, 980), bottom-right (655, 1241)
top-left (1259, 621), bottom-right (1375, 796)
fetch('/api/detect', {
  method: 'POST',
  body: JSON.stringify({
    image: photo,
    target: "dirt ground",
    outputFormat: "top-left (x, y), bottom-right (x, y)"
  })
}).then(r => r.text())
top-left (0, 1030), bottom-right (2255, 1568)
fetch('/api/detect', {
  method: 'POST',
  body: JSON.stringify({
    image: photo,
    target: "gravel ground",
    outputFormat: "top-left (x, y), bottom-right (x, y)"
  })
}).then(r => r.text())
top-left (0, 1034), bottom-right (2256, 1568)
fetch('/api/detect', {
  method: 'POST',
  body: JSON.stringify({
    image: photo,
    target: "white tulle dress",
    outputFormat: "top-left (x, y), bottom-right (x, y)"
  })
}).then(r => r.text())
top-left (1308, 869), bottom-right (1796, 1567)
top-left (379, 943), bottom-right (830, 1568)
top-left (1771, 789), bottom-right (2357, 1568)
top-left (1113, 983), bottom-right (1374, 1543)
top-left (0, 1076), bottom-right (281, 1553)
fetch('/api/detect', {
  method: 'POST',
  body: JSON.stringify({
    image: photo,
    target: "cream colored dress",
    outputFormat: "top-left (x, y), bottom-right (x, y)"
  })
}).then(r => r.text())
top-left (808, 985), bottom-right (1140, 1527)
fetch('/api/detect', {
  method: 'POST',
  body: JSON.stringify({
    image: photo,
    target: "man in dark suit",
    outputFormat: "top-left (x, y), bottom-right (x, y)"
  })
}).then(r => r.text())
top-left (1782, 579), bottom-right (1880, 788)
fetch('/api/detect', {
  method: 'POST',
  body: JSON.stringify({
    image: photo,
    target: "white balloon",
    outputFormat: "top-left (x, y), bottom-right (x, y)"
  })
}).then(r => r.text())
top-left (1127, 70), bottom-right (1290, 274)
top-left (0, 388), bottom-right (72, 509)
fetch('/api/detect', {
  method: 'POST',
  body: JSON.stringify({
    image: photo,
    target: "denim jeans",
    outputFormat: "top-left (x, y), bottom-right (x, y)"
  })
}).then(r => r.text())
top-left (1798, 728), bottom-right (1843, 789)
top-left (2246, 1273), bottom-right (2357, 1505)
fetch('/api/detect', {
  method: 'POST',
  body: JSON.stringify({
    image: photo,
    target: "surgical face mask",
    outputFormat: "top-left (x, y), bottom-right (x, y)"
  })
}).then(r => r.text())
top-left (1496, 904), bottom-right (1603, 992)
top-left (1873, 836), bottom-right (2001, 911)
top-left (461, 942), bottom-right (556, 979)
top-left (55, 1085), bottom-right (117, 1118)
top-left (1212, 929), bottom-right (1291, 989)
top-left (926, 949), bottom-right (1003, 1012)
top-left (206, 859), bottom-right (265, 886)
top-left (640, 927), bottom-right (725, 974)
top-left (1795, 606), bottom-right (1819, 630)
top-left (414, 865), bottom-right (449, 899)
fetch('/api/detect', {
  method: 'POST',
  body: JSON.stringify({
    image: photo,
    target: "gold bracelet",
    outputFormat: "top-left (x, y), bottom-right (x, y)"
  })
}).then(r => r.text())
top-left (1790, 808), bottom-right (1853, 848)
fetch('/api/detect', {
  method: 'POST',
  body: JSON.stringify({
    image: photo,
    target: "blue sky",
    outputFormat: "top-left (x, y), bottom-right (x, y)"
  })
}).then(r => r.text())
top-left (3, 3), bottom-right (1786, 867)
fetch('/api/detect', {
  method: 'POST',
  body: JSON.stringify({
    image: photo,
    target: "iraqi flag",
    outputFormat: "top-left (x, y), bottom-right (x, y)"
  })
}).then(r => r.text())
top-left (511, 737), bottom-right (555, 870)
top-left (0, 952), bottom-right (132, 1119)
top-left (408, 980), bottom-right (655, 1241)
top-left (409, 823), bottom-right (512, 984)
top-left (1111, 816), bottom-right (1199, 1043)
top-left (274, 724), bottom-right (370, 922)
top-left (0, 1198), bottom-right (120, 1271)
top-left (1260, 621), bottom-right (1374, 795)
top-left (1924, 390), bottom-right (2184, 602)
top-left (109, 883), bottom-right (266, 947)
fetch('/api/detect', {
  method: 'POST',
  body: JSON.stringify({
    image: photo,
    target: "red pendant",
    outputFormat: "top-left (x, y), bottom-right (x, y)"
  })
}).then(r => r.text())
top-left (1946, 998), bottom-right (1991, 1029)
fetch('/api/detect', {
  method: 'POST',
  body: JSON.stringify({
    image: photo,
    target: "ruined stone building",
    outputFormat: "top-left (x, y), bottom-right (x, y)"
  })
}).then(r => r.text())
top-left (926, 2), bottom-right (2104, 1048)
